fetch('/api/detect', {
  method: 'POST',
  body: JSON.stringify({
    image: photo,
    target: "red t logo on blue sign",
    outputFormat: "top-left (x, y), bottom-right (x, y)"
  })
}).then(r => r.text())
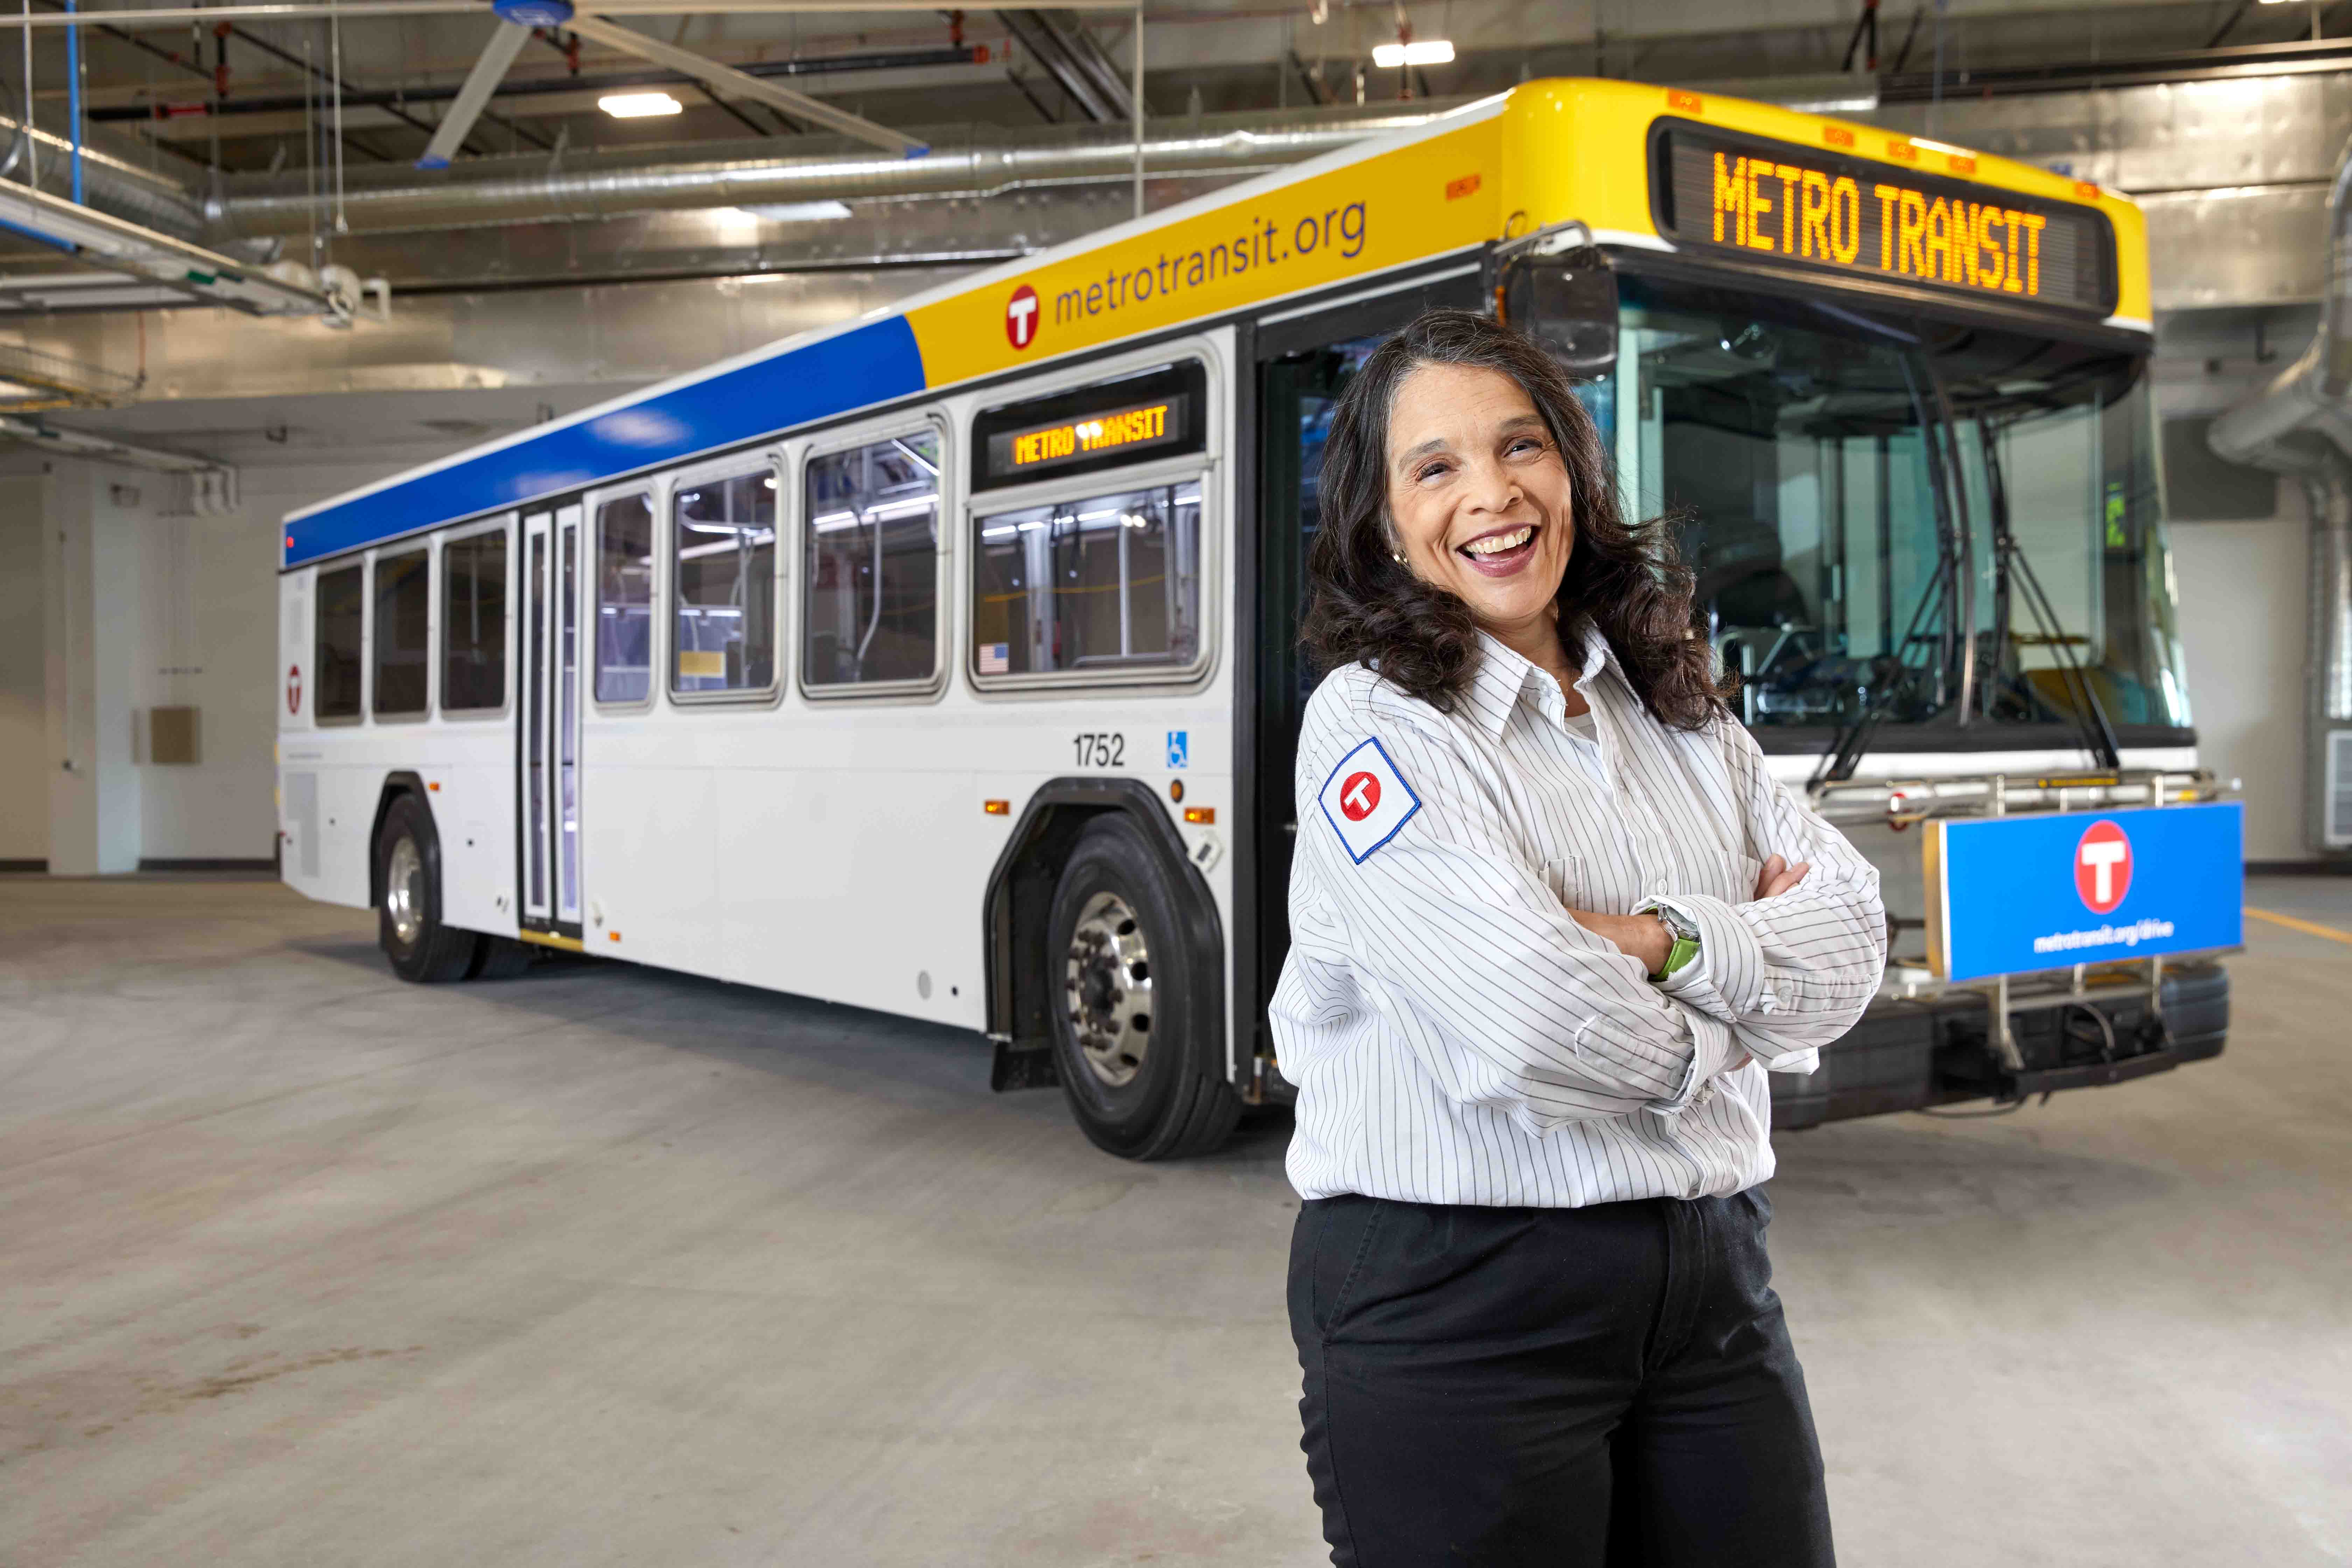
top-left (2074, 819), bottom-right (2133, 914)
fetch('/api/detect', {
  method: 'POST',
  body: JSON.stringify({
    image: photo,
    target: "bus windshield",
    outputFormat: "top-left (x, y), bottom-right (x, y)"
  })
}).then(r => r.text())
top-left (1594, 274), bottom-right (2191, 747)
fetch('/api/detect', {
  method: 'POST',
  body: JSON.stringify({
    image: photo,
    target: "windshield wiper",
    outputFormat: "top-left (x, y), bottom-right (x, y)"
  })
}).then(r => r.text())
top-left (1812, 355), bottom-right (1970, 786)
top-left (1975, 419), bottom-right (2123, 771)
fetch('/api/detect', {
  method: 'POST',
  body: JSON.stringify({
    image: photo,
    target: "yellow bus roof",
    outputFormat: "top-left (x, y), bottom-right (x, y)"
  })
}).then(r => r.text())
top-left (905, 76), bottom-right (2149, 386)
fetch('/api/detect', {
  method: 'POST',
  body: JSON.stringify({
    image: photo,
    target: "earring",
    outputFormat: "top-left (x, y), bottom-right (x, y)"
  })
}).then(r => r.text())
top-left (1392, 551), bottom-right (1405, 564)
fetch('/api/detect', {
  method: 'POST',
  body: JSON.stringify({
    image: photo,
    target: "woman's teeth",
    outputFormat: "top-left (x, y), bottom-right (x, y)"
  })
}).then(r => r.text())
top-left (1463, 526), bottom-right (1534, 557)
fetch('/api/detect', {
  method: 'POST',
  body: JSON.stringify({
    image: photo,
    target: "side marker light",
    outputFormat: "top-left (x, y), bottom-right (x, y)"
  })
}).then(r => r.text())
top-left (983, 799), bottom-right (1010, 816)
top-left (1169, 779), bottom-right (1185, 803)
top-left (608, 931), bottom-right (621, 942)
top-left (1183, 807), bottom-right (1215, 825)
top-left (427, 781), bottom-right (440, 792)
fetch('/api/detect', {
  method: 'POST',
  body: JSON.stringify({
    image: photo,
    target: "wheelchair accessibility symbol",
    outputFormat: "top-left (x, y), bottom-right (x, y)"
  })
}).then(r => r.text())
top-left (1166, 731), bottom-right (1188, 769)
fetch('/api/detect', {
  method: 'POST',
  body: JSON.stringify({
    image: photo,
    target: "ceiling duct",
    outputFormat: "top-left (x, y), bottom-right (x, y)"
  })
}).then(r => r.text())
top-left (0, 114), bottom-right (212, 243)
top-left (207, 107), bottom-right (1451, 238)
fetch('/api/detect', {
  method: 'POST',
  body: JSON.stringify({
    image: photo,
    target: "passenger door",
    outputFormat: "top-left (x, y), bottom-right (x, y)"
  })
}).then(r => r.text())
top-left (519, 500), bottom-right (586, 945)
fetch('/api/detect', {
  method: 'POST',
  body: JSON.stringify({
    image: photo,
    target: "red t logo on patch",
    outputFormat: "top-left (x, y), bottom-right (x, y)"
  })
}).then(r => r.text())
top-left (1339, 771), bottom-right (1381, 821)
top-left (1005, 285), bottom-right (1040, 350)
top-left (2074, 819), bottom-right (2133, 915)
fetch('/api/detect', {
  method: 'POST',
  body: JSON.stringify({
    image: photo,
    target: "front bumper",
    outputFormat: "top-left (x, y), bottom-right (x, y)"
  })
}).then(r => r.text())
top-left (1772, 959), bottom-right (2230, 1130)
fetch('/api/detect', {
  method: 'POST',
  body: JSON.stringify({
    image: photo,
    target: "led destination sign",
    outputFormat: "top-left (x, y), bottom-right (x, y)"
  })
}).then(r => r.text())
top-left (972, 358), bottom-right (1207, 492)
top-left (995, 399), bottom-right (1180, 474)
top-left (1656, 125), bottom-right (2114, 317)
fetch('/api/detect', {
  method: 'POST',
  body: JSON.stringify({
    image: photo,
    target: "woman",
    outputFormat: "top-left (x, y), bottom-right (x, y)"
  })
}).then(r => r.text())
top-left (1275, 310), bottom-right (1886, 1567)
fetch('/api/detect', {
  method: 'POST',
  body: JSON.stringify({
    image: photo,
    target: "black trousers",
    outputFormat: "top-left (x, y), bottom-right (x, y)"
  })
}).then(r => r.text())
top-left (1288, 1188), bottom-right (1834, 1567)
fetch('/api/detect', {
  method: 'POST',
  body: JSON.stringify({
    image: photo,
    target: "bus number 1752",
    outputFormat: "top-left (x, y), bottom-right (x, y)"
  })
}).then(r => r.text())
top-left (1073, 733), bottom-right (1126, 768)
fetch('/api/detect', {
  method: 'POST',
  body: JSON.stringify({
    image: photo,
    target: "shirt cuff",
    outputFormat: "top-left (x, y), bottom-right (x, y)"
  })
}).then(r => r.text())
top-left (1639, 891), bottom-right (1768, 1022)
top-left (1649, 1009), bottom-right (1737, 1116)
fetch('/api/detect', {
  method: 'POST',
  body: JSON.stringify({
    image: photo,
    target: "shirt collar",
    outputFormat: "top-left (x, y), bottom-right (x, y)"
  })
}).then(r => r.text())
top-left (1466, 620), bottom-right (1619, 741)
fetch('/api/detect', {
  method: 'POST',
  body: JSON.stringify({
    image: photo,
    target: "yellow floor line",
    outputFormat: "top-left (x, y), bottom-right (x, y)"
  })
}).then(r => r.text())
top-left (2245, 906), bottom-right (2352, 947)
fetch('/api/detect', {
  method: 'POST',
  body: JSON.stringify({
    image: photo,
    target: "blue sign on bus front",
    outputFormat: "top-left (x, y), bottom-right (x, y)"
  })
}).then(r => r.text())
top-left (1928, 802), bottom-right (2244, 981)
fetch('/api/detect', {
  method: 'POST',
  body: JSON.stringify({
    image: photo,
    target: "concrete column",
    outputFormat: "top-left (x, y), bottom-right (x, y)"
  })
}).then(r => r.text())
top-left (43, 463), bottom-right (142, 874)
top-left (0, 476), bottom-right (44, 866)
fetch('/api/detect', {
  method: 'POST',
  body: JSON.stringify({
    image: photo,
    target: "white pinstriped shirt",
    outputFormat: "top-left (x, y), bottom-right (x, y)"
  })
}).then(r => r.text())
top-left (1272, 627), bottom-right (1888, 1206)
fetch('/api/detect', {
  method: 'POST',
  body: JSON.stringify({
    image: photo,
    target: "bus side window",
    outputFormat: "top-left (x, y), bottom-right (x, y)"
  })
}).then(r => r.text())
top-left (372, 547), bottom-right (432, 718)
top-left (315, 563), bottom-right (365, 723)
top-left (973, 479), bottom-right (1202, 678)
top-left (672, 469), bottom-right (778, 696)
top-left (802, 430), bottom-right (941, 689)
top-left (442, 528), bottom-right (508, 712)
top-left (595, 494), bottom-right (655, 703)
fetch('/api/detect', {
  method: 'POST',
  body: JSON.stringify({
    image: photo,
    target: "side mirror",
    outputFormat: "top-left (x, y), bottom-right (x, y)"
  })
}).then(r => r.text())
top-left (1500, 246), bottom-right (1619, 380)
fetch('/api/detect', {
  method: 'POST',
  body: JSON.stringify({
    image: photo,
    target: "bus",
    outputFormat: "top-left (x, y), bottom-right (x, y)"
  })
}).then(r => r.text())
top-left (276, 78), bottom-right (2230, 1160)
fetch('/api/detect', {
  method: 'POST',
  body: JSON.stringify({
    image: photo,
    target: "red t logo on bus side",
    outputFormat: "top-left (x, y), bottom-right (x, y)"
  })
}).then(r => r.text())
top-left (1005, 285), bottom-right (1040, 350)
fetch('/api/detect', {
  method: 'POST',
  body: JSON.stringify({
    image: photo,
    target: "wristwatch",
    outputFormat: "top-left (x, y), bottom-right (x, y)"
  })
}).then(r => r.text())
top-left (1648, 904), bottom-right (1701, 982)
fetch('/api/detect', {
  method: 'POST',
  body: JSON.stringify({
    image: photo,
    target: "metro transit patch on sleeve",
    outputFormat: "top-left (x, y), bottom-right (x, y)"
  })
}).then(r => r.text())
top-left (1318, 737), bottom-right (1422, 864)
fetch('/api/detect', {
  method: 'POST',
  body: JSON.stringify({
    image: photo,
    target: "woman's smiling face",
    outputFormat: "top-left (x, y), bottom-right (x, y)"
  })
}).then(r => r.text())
top-left (1384, 361), bottom-right (1575, 645)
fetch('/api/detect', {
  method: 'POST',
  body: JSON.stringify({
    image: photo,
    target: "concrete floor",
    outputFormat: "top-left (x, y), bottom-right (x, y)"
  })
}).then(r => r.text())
top-left (2, 875), bottom-right (2347, 1567)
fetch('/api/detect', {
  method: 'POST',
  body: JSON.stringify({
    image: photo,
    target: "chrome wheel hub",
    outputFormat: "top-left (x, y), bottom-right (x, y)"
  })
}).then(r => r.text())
top-left (385, 834), bottom-right (425, 948)
top-left (1064, 890), bottom-right (1153, 1088)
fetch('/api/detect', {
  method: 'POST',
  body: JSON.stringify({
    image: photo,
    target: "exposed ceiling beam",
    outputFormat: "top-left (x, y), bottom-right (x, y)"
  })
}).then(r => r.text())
top-left (88, 48), bottom-right (989, 123)
top-left (997, 9), bottom-right (1131, 123)
top-left (415, 21), bottom-right (535, 168)
top-left (0, 412), bottom-right (212, 465)
top-left (0, 0), bottom-right (1137, 29)
top-left (562, 13), bottom-right (927, 155)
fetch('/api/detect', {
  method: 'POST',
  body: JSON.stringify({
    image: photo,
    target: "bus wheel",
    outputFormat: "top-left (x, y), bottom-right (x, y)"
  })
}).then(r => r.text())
top-left (376, 793), bottom-right (480, 984)
top-left (1046, 814), bottom-right (1240, 1160)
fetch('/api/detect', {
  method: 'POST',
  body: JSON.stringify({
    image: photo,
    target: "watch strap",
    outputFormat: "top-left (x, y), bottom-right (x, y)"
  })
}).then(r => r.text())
top-left (1645, 903), bottom-right (1701, 982)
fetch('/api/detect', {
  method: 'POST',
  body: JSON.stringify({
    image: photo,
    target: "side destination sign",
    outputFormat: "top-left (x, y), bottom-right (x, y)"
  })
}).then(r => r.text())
top-left (1925, 802), bottom-right (2242, 982)
top-left (1654, 122), bottom-right (2115, 317)
top-left (991, 397), bottom-right (1182, 478)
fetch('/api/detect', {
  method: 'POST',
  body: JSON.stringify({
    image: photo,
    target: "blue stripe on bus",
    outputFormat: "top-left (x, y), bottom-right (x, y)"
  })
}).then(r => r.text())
top-left (283, 314), bottom-right (928, 567)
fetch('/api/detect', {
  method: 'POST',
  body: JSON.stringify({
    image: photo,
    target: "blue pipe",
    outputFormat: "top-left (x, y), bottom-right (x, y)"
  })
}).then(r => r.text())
top-left (65, 0), bottom-right (82, 205)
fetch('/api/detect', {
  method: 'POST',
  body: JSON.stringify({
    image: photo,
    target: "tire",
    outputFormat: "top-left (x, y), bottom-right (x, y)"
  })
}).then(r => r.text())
top-left (375, 793), bottom-right (481, 983)
top-left (467, 935), bottom-right (536, 980)
top-left (1045, 814), bottom-right (1240, 1160)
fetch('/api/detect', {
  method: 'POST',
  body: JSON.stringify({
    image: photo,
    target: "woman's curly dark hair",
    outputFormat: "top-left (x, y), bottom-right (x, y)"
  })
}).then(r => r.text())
top-left (1302, 309), bottom-right (1732, 730)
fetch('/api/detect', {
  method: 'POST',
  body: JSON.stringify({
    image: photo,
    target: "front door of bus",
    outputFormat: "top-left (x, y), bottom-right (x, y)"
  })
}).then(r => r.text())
top-left (520, 502), bottom-right (584, 944)
top-left (1248, 270), bottom-right (1484, 1040)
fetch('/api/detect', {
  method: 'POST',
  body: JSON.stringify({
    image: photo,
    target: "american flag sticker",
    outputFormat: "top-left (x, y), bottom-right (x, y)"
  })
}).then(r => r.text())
top-left (978, 642), bottom-right (1010, 675)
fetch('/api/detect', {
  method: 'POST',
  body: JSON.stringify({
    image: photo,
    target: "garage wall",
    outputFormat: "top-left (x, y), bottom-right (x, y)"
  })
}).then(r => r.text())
top-left (131, 458), bottom-right (429, 863)
top-left (2152, 315), bottom-right (2322, 867)
top-left (131, 490), bottom-right (280, 862)
top-left (2171, 510), bottom-right (2309, 863)
top-left (0, 477), bottom-right (44, 864)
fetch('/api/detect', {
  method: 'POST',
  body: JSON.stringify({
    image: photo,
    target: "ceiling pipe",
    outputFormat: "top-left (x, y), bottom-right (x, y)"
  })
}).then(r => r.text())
top-left (204, 107), bottom-right (1454, 238)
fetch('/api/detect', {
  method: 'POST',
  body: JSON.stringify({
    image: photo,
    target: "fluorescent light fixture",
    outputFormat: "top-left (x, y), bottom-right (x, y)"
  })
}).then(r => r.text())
top-left (599, 92), bottom-right (683, 119)
top-left (1373, 39), bottom-right (1454, 67)
top-left (728, 201), bottom-right (854, 223)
